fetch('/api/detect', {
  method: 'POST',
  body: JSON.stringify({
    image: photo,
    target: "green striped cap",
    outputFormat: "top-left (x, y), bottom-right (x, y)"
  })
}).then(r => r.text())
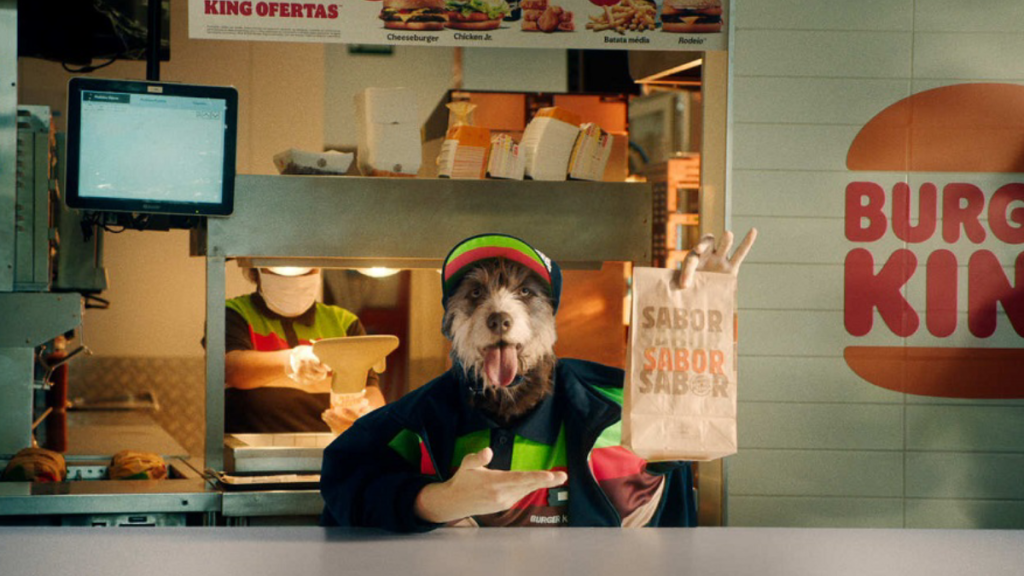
top-left (441, 233), bottom-right (562, 314)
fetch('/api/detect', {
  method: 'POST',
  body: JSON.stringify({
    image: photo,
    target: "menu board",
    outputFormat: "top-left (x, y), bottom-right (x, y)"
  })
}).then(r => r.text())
top-left (189, 0), bottom-right (727, 51)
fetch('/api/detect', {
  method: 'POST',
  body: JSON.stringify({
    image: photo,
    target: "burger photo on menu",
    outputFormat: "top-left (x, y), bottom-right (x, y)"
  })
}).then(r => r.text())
top-left (379, 0), bottom-right (448, 30)
top-left (445, 0), bottom-right (510, 30)
top-left (659, 0), bottom-right (722, 33)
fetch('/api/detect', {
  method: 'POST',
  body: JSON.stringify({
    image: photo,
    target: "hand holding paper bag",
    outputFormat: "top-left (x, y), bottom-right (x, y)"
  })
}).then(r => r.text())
top-left (623, 229), bottom-right (758, 462)
top-left (677, 228), bottom-right (758, 289)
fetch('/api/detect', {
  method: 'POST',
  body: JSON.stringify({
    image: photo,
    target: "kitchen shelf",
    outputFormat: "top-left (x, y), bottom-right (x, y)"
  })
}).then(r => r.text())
top-left (192, 175), bottom-right (653, 269)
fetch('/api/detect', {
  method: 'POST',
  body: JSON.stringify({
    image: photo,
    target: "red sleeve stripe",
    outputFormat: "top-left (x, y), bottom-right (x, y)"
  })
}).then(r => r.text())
top-left (510, 466), bottom-right (568, 509)
top-left (419, 442), bottom-right (437, 476)
top-left (590, 446), bottom-right (646, 481)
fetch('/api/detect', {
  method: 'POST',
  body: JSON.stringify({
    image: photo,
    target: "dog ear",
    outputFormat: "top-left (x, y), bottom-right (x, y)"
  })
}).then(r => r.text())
top-left (441, 309), bottom-right (455, 339)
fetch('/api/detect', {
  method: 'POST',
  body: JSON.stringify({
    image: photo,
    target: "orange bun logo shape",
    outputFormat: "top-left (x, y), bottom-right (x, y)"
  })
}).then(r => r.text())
top-left (844, 83), bottom-right (1024, 399)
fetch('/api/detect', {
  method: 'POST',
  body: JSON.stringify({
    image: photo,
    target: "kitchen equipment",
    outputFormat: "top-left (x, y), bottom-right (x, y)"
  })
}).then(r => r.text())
top-left (223, 432), bottom-right (334, 474)
top-left (312, 335), bottom-right (399, 394)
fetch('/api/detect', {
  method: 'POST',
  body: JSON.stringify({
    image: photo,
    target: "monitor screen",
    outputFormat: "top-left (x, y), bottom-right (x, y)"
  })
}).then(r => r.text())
top-left (65, 78), bottom-right (238, 217)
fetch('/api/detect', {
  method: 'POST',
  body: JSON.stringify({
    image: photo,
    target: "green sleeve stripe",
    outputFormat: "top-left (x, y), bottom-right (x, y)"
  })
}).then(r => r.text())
top-left (593, 420), bottom-right (622, 448)
top-left (591, 384), bottom-right (623, 405)
top-left (388, 428), bottom-right (422, 465)
top-left (511, 426), bottom-right (568, 470)
top-left (588, 384), bottom-right (624, 447)
top-left (451, 429), bottom-right (491, 470)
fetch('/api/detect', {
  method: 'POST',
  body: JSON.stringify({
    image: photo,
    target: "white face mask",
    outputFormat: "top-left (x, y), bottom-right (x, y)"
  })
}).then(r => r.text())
top-left (258, 269), bottom-right (321, 317)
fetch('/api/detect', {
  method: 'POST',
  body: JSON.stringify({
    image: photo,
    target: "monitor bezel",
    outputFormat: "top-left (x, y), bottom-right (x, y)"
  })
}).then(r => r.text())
top-left (64, 77), bottom-right (238, 217)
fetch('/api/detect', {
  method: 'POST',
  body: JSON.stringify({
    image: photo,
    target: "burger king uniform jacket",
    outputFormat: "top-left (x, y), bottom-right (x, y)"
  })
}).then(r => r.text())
top-left (320, 358), bottom-right (697, 531)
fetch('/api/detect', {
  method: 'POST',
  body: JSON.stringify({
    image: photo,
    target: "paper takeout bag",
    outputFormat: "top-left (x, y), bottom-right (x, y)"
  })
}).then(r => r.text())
top-left (623, 267), bottom-right (738, 462)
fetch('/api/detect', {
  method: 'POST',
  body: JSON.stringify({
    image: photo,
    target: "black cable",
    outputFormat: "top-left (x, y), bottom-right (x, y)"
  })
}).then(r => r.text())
top-left (84, 295), bottom-right (111, 310)
top-left (61, 56), bottom-right (119, 74)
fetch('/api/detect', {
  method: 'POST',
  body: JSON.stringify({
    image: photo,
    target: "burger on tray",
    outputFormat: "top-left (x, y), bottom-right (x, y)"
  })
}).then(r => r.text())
top-left (659, 0), bottom-right (722, 33)
top-left (445, 0), bottom-right (510, 30)
top-left (380, 0), bottom-right (448, 30)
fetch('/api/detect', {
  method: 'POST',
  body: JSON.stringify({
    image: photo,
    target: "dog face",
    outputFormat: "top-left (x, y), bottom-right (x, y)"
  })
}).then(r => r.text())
top-left (443, 259), bottom-right (557, 423)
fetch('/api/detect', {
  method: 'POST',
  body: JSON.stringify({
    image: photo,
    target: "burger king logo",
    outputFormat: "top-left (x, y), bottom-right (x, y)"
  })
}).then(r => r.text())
top-left (844, 83), bottom-right (1024, 399)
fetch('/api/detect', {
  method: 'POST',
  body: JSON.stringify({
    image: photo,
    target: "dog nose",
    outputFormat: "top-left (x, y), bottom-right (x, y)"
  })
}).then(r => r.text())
top-left (487, 312), bottom-right (513, 335)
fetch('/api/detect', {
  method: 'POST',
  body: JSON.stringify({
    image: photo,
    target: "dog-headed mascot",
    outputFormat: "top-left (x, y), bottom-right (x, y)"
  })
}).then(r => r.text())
top-left (321, 234), bottom-right (699, 530)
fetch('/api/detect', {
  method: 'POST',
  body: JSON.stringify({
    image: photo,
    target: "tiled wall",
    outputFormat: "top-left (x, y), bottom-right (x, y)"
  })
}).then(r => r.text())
top-left (70, 357), bottom-right (206, 458)
top-left (728, 0), bottom-right (1024, 528)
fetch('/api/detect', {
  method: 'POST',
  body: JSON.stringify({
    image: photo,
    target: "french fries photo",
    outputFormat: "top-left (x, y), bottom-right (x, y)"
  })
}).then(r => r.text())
top-left (586, 0), bottom-right (656, 34)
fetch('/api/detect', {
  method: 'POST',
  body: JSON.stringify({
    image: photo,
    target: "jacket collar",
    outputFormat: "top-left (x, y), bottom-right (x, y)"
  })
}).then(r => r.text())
top-left (452, 368), bottom-right (562, 445)
top-left (392, 359), bottom-right (620, 443)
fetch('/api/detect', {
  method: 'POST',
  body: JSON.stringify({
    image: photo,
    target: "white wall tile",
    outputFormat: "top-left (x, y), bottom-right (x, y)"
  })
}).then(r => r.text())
top-left (907, 406), bottom-right (1024, 452)
top-left (734, 31), bottom-right (912, 79)
top-left (906, 499), bottom-right (1024, 529)
top-left (730, 216), bottom-right (906, 266)
top-left (732, 170), bottom-right (907, 219)
top-left (733, 124), bottom-right (862, 171)
top-left (729, 450), bottom-right (904, 497)
top-left (735, 0), bottom-right (913, 31)
top-left (906, 453), bottom-right (1024, 499)
top-left (739, 356), bottom-right (901, 403)
top-left (739, 263), bottom-right (843, 311)
top-left (914, 33), bottom-right (1024, 81)
top-left (912, 78), bottom-right (1024, 94)
top-left (733, 77), bottom-right (910, 126)
top-left (740, 403), bottom-right (904, 450)
top-left (742, 310), bottom-right (902, 357)
top-left (729, 496), bottom-right (904, 527)
top-left (915, 0), bottom-right (1024, 33)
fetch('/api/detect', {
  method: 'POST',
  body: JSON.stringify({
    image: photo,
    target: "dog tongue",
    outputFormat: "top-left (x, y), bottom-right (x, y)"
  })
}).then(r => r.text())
top-left (484, 346), bottom-right (518, 387)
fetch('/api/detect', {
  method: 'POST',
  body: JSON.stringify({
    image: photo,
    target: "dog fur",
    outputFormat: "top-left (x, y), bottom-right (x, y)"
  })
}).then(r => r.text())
top-left (442, 259), bottom-right (558, 426)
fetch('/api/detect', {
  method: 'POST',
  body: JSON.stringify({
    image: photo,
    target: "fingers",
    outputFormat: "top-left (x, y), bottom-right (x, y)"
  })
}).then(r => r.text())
top-left (340, 399), bottom-right (370, 420)
top-left (677, 251), bottom-right (700, 290)
top-left (509, 469), bottom-right (567, 492)
top-left (677, 234), bottom-right (715, 289)
top-left (460, 448), bottom-right (493, 471)
top-left (488, 470), bottom-right (566, 509)
top-left (716, 230), bottom-right (734, 258)
top-left (692, 234), bottom-right (716, 257)
top-left (727, 228), bottom-right (758, 271)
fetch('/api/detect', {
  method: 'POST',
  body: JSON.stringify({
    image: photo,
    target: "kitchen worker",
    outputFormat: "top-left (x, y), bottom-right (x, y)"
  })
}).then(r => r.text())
top-left (224, 266), bottom-right (385, 434)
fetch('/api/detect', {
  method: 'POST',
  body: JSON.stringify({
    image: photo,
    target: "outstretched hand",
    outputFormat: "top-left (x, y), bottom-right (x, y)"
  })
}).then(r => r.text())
top-left (676, 228), bottom-right (758, 290)
top-left (413, 448), bottom-right (567, 524)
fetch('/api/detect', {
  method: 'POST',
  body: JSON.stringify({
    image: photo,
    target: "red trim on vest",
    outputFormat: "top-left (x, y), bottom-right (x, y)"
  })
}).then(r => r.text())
top-left (250, 328), bottom-right (291, 351)
top-left (419, 442), bottom-right (436, 476)
top-left (590, 446), bottom-right (645, 481)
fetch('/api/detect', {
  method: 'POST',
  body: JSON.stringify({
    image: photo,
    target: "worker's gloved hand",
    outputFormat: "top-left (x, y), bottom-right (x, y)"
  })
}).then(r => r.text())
top-left (285, 345), bottom-right (329, 385)
top-left (676, 228), bottom-right (758, 290)
top-left (321, 393), bottom-right (372, 435)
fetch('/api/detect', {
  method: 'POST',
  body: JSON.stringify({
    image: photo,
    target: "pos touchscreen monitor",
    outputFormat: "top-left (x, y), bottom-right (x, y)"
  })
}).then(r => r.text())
top-left (65, 78), bottom-right (238, 217)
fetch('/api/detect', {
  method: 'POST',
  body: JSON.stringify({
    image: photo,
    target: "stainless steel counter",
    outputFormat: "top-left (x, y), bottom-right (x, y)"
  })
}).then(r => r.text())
top-left (0, 411), bottom-right (218, 520)
top-left (0, 473), bottom-right (219, 517)
top-left (65, 411), bottom-right (191, 459)
top-left (0, 527), bottom-right (1021, 576)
